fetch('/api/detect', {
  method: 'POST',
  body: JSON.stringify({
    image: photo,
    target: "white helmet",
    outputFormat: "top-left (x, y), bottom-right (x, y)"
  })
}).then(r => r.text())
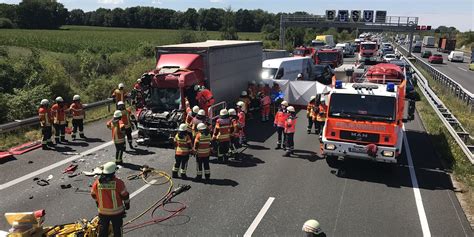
top-left (241, 91), bottom-right (248, 96)
top-left (197, 109), bottom-right (206, 116)
top-left (101, 162), bottom-right (118, 175)
top-left (219, 109), bottom-right (228, 116)
top-left (236, 101), bottom-right (245, 107)
top-left (197, 123), bottom-right (207, 131)
top-left (118, 83), bottom-right (125, 89)
top-left (228, 108), bottom-right (236, 116)
top-left (73, 95), bottom-right (80, 101)
top-left (192, 105), bottom-right (200, 113)
top-left (113, 110), bottom-right (122, 118)
top-left (281, 101), bottom-right (289, 107)
top-left (178, 123), bottom-right (187, 132)
top-left (194, 85), bottom-right (201, 91)
top-left (55, 96), bottom-right (64, 102)
top-left (117, 101), bottom-right (125, 106)
top-left (40, 99), bottom-right (49, 106)
top-left (310, 96), bottom-right (316, 101)
top-left (320, 97), bottom-right (326, 103)
top-left (137, 78), bottom-right (142, 83)
top-left (302, 219), bottom-right (322, 235)
top-left (287, 106), bottom-right (295, 112)
top-left (297, 73), bottom-right (303, 78)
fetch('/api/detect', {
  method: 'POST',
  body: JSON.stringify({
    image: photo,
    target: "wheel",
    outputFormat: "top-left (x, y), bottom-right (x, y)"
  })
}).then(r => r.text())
top-left (325, 155), bottom-right (341, 168)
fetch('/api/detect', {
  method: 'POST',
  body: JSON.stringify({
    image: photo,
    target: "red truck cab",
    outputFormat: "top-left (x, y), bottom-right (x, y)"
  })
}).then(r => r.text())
top-left (315, 49), bottom-right (343, 68)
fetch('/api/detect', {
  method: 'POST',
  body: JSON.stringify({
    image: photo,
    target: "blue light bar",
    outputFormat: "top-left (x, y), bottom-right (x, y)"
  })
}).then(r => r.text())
top-left (335, 80), bottom-right (342, 89)
top-left (387, 83), bottom-right (395, 92)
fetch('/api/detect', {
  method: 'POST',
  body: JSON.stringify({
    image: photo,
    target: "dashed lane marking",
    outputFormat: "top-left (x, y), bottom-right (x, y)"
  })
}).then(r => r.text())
top-left (243, 197), bottom-right (275, 237)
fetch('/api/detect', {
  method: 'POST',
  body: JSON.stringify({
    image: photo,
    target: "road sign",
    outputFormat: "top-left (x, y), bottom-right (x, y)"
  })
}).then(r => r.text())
top-left (363, 10), bottom-right (374, 22)
top-left (338, 10), bottom-right (349, 22)
top-left (351, 10), bottom-right (361, 22)
top-left (326, 10), bottom-right (336, 21)
top-left (375, 11), bottom-right (387, 23)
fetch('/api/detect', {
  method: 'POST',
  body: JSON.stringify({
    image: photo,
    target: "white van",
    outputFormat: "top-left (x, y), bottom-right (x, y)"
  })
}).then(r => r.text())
top-left (335, 43), bottom-right (354, 57)
top-left (448, 51), bottom-right (464, 62)
top-left (261, 57), bottom-right (313, 82)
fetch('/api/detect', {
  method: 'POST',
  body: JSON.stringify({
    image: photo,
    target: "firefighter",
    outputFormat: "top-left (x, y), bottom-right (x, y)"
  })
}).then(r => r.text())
top-left (117, 101), bottom-right (136, 149)
top-left (263, 82), bottom-right (271, 96)
top-left (90, 161), bottom-right (130, 237)
top-left (259, 92), bottom-right (271, 122)
top-left (306, 96), bottom-right (317, 134)
top-left (236, 101), bottom-right (247, 145)
top-left (191, 109), bottom-right (207, 137)
top-left (186, 105), bottom-right (199, 138)
top-left (316, 97), bottom-right (328, 137)
top-left (131, 78), bottom-right (144, 108)
top-left (51, 96), bottom-right (68, 144)
top-left (195, 85), bottom-right (215, 115)
top-left (258, 82), bottom-right (265, 95)
top-left (38, 99), bottom-right (53, 150)
top-left (273, 100), bottom-right (289, 149)
top-left (69, 95), bottom-right (85, 140)
top-left (248, 81), bottom-right (259, 115)
top-left (302, 219), bottom-right (323, 237)
top-left (107, 111), bottom-right (126, 164)
top-left (228, 108), bottom-right (241, 156)
top-left (112, 83), bottom-right (127, 103)
top-left (238, 91), bottom-right (251, 115)
top-left (297, 73), bottom-right (304, 80)
top-left (193, 123), bottom-right (212, 180)
top-left (173, 124), bottom-right (192, 179)
top-left (213, 109), bottom-right (232, 163)
top-left (284, 106), bottom-right (297, 156)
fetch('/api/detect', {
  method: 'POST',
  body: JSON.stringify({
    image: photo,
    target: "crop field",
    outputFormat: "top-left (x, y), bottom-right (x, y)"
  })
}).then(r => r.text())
top-left (0, 25), bottom-right (265, 53)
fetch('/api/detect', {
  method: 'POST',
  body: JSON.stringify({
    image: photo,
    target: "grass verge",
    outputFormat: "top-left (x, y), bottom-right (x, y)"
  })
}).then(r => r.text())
top-left (0, 104), bottom-right (113, 151)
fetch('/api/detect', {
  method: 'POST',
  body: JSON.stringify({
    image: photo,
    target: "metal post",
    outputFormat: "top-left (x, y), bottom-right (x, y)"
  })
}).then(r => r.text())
top-left (279, 15), bottom-right (285, 49)
top-left (408, 30), bottom-right (414, 57)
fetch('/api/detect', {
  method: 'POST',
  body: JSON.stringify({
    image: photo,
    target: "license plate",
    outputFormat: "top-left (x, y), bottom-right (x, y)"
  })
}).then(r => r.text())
top-left (349, 146), bottom-right (367, 153)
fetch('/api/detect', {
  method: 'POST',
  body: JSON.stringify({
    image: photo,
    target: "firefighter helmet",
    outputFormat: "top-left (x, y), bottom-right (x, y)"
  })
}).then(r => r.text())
top-left (55, 96), bottom-right (64, 102)
top-left (178, 123), bottom-right (187, 132)
top-left (192, 105), bottom-right (200, 113)
top-left (302, 219), bottom-right (322, 235)
top-left (320, 97), bottom-right (326, 103)
top-left (40, 99), bottom-right (49, 106)
top-left (228, 108), bottom-right (236, 116)
top-left (102, 162), bottom-right (118, 175)
top-left (219, 109), bottom-right (228, 116)
top-left (197, 109), bottom-right (206, 116)
top-left (297, 73), bottom-right (303, 78)
top-left (287, 106), bottom-right (295, 113)
top-left (197, 123), bottom-right (207, 131)
top-left (117, 101), bottom-right (125, 107)
top-left (241, 91), bottom-right (247, 96)
top-left (236, 101), bottom-right (245, 107)
top-left (281, 101), bottom-right (289, 107)
top-left (137, 78), bottom-right (142, 83)
top-left (194, 85), bottom-right (202, 91)
top-left (113, 110), bottom-right (122, 118)
top-left (73, 95), bottom-right (80, 101)
top-left (310, 96), bottom-right (316, 101)
top-left (118, 83), bottom-right (124, 89)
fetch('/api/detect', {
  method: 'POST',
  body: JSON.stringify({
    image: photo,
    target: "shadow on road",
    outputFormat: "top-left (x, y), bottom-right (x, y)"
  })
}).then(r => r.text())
top-left (245, 119), bottom-right (276, 143)
top-left (325, 130), bottom-right (455, 191)
top-left (291, 149), bottom-right (321, 162)
top-left (203, 178), bottom-right (239, 187)
top-left (124, 147), bottom-right (156, 156)
top-left (53, 146), bottom-right (76, 153)
top-left (120, 162), bottom-right (143, 171)
top-left (67, 141), bottom-right (89, 147)
top-left (226, 154), bottom-right (265, 168)
top-left (84, 137), bottom-right (105, 143)
top-left (0, 156), bottom-right (17, 164)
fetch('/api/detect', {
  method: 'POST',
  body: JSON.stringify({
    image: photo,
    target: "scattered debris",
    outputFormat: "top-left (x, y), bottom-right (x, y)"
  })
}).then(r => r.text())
top-left (29, 195), bottom-right (33, 199)
top-left (33, 177), bottom-right (39, 181)
top-left (63, 164), bottom-right (78, 174)
top-left (62, 152), bottom-right (80, 155)
top-left (68, 173), bottom-right (80, 178)
top-left (46, 175), bottom-right (53, 181)
top-left (36, 179), bottom-right (49, 186)
top-left (60, 184), bottom-right (72, 189)
top-left (28, 161), bottom-right (34, 164)
top-left (78, 159), bottom-right (86, 162)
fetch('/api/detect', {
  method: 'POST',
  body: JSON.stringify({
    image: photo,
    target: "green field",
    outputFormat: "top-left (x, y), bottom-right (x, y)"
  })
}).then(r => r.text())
top-left (0, 25), bottom-right (265, 53)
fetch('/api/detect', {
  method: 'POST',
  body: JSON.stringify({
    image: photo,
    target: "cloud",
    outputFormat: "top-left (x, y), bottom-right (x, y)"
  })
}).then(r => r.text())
top-left (151, 0), bottom-right (162, 4)
top-left (97, 0), bottom-right (124, 4)
top-left (209, 0), bottom-right (224, 2)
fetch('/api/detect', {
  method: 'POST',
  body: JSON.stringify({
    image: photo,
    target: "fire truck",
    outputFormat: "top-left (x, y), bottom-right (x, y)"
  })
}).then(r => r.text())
top-left (358, 41), bottom-right (379, 64)
top-left (315, 48), bottom-right (343, 68)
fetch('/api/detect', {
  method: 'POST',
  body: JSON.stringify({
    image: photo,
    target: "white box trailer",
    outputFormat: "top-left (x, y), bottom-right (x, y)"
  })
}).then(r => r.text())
top-left (422, 36), bottom-right (435, 47)
top-left (156, 40), bottom-right (262, 105)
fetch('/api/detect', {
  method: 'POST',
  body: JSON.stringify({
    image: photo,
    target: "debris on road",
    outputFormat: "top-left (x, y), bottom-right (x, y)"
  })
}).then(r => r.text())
top-left (60, 184), bottom-right (72, 189)
top-left (62, 152), bottom-right (80, 155)
top-left (27, 160), bottom-right (33, 164)
top-left (36, 179), bottom-right (49, 186)
top-left (63, 164), bottom-right (78, 174)
top-left (46, 174), bottom-right (53, 181)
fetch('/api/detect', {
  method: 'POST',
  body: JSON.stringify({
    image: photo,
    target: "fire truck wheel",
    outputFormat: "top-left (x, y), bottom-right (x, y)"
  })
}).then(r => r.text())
top-left (325, 155), bottom-right (341, 168)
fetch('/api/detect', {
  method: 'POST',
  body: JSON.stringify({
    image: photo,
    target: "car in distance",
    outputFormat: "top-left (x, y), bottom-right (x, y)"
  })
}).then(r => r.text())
top-left (421, 50), bottom-right (432, 58)
top-left (428, 53), bottom-right (443, 64)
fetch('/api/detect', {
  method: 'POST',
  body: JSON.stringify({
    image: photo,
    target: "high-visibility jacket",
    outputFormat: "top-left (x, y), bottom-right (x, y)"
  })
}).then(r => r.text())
top-left (274, 109), bottom-right (289, 128)
top-left (107, 120), bottom-right (125, 144)
top-left (91, 177), bottom-right (129, 216)
top-left (51, 103), bottom-right (68, 125)
top-left (185, 112), bottom-right (195, 133)
top-left (284, 116), bottom-right (297, 133)
top-left (69, 102), bottom-right (84, 120)
top-left (112, 89), bottom-right (127, 102)
top-left (196, 89), bottom-right (215, 108)
top-left (38, 107), bottom-right (52, 127)
top-left (238, 96), bottom-right (250, 113)
top-left (214, 118), bottom-right (231, 142)
top-left (247, 85), bottom-right (257, 99)
top-left (238, 111), bottom-right (246, 128)
top-left (194, 132), bottom-right (211, 158)
top-left (306, 102), bottom-right (314, 117)
top-left (231, 118), bottom-right (241, 137)
top-left (174, 134), bottom-right (192, 156)
top-left (316, 104), bottom-right (328, 122)
top-left (261, 95), bottom-right (271, 107)
top-left (121, 108), bottom-right (133, 129)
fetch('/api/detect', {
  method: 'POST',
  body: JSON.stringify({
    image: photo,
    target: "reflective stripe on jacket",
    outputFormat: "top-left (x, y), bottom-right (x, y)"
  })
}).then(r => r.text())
top-left (91, 178), bottom-right (129, 216)
top-left (70, 102), bottom-right (84, 120)
top-left (284, 116), bottom-right (297, 133)
top-left (51, 103), bottom-right (68, 125)
top-left (316, 104), bottom-right (328, 122)
top-left (107, 120), bottom-right (125, 144)
top-left (274, 110), bottom-right (288, 127)
top-left (38, 107), bottom-right (52, 127)
top-left (238, 111), bottom-right (246, 128)
top-left (112, 89), bottom-right (126, 102)
top-left (214, 118), bottom-right (231, 142)
top-left (121, 108), bottom-right (132, 129)
top-left (174, 134), bottom-right (192, 156)
top-left (185, 112), bottom-right (194, 133)
top-left (194, 132), bottom-right (211, 158)
top-left (231, 119), bottom-right (241, 137)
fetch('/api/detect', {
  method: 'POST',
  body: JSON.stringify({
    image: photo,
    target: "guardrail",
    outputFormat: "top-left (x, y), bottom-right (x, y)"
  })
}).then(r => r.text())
top-left (0, 98), bottom-right (114, 134)
top-left (396, 45), bottom-right (474, 112)
top-left (395, 45), bottom-right (474, 163)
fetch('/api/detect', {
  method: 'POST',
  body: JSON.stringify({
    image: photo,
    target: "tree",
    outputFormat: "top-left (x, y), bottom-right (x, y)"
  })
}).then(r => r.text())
top-left (235, 9), bottom-right (255, 32)
top-left (67, 9), bottom-right (85, 25)
top-left (0, 3), bottom-right (17, 23)
top-left (182, 8), bottom-right (198, 30)
top-left (220, 7), bottom-right (238, 40)
top-left (17, 0), bottom-right (68, 29)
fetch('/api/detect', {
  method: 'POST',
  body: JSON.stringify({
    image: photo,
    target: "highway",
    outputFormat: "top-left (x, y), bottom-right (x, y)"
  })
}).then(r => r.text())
top-left (0, 108), bottom-right (472, 236)
top-left (401, 45), bottom-right (474, 93)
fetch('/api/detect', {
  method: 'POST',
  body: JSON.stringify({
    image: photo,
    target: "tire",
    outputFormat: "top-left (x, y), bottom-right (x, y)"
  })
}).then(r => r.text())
top-left (326, 155), bottom-right (341, 168)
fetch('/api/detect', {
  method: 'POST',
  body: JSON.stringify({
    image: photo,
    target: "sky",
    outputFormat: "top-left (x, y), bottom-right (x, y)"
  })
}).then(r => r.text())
top-left (1, 0), bottom-right (473, 31)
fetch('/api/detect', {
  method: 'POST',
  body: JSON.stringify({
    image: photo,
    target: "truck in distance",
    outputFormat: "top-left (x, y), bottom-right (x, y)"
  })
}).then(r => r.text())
top-left (437, 38), bottom-right (456, 53)
top-left (422, 36), bottom-right (435, 48)
top-left (358, 41), bottom-right (379, 64)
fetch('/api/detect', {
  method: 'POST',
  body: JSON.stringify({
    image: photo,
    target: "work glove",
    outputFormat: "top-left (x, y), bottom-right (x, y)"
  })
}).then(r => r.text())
top-left (125, 203), bottom-right (130, 210)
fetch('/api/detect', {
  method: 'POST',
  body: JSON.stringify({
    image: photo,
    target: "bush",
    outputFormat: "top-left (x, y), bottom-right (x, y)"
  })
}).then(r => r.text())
top-left (137, 41), bottom-right (155, 57)
top-left (180, 30), bottom-right (198, 43)
top-left (7, 84), bottom-right (52, 121)
top-left (0, 18), bottom-right (14, 28)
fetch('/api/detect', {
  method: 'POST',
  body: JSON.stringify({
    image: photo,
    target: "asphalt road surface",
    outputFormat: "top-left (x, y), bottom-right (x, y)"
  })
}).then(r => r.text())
top-left (0, 108), bottom-right (472, 236)
top-left (402, 45), bottom-right (474, 94)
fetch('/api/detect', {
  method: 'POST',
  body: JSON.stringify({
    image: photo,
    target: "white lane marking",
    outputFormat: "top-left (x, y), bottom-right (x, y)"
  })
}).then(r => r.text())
top-left (457, 67), bottom-right (468, 72)
top-left (130, 179), bottom-right (157, 198)
top-left (403, 130), bottom-right (431, 237)
top-left (244, 197), bottom-right (275, 237)
top-left (0, 131), bottom-right (138, 191)
top-left (332, 179), bottom-right (347, 236)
